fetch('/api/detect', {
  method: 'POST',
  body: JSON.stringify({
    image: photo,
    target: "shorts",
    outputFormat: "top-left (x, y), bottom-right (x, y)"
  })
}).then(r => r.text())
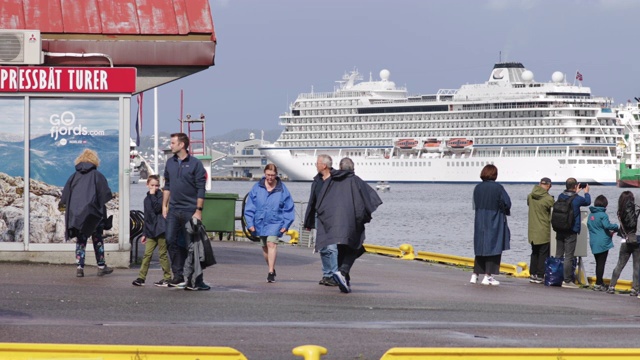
top-left (259, 236), bottom-right (279, 246)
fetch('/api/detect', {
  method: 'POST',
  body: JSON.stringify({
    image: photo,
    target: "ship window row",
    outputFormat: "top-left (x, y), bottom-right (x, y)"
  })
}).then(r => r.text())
top-left (298, 99), bottom-right (361, 108)
top-left (461, 101), bottom-right (600, 111)
top-left (285, 118), bottom-right (619, 132)
top-left (286, 112), bottom-right (612, 127)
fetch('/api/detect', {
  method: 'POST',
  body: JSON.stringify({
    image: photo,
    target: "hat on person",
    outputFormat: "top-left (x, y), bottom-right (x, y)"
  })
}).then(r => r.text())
top-left (540, 177), bottom-right (552, 185)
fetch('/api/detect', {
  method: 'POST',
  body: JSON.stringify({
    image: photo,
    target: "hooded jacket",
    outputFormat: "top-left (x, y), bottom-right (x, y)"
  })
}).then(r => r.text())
top-left (244, 177), bottom-right (295, 237)
top-left (143, 190), bottom-right (166, 238)
top-left (527, 185), bottom-right (554, 245)
top-left (473, 180), bottom-right (511, 256)
top-left (61, 162), bottom-right (112, 239)
top-left (587, 206), bottom-right (618, 254)
top-left (314, 169), bottom-right (382, 251)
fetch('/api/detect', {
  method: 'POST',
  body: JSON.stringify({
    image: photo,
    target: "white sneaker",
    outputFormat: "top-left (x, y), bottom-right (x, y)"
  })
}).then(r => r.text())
top-left (470, 274), bottom-right (478, 284)
top-left (481, 276), bottom-right (500, 286)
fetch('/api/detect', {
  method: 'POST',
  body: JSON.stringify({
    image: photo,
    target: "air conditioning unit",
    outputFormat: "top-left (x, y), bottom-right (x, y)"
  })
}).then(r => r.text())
top-left (0, 29), bottom-right (43, 65)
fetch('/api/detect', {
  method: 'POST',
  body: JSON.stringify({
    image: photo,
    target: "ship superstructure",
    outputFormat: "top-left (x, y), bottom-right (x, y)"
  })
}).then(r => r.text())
top-left (261, 63), bottom-right (622, 184)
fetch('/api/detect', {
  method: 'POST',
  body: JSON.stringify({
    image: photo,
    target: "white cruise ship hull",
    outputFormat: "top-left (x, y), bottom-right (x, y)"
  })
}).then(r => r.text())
top-left (262, 148), bottom-right (616, 184)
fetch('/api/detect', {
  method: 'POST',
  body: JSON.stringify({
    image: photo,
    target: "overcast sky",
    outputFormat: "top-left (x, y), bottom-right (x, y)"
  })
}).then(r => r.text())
top-left (133, 0), bottom-right (640, 138)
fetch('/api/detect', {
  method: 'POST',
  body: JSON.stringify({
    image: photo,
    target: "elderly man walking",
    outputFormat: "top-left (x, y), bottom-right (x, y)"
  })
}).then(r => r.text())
top-left (314, 157), bottom-right (382, 293)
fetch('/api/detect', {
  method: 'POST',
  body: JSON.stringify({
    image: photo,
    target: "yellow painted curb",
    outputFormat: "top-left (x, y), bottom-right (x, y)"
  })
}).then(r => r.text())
top-left (381, 347), bottom-right (640, 359)
top-left (0, 343), bottom-right (247, 359)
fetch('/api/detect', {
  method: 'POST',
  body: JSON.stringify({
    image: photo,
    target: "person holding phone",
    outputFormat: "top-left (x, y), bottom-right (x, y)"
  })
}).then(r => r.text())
top-left (555, 178), bottom-right (591, 289)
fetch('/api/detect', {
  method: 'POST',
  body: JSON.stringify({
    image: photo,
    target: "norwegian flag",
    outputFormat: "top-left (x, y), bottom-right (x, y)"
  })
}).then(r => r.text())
top-left (135, 93), bottom-right (143, 146)
top-left (576, 71), bottom-right (583, 82)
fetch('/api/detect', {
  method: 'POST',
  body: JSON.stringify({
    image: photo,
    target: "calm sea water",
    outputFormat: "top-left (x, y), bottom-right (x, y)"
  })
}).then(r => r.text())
top-left (131, 181), bottom-right (636, 281)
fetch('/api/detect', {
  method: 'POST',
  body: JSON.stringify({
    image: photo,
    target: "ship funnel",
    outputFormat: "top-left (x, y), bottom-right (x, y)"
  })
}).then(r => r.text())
top-left (488, 62), bottom-right (527, 83)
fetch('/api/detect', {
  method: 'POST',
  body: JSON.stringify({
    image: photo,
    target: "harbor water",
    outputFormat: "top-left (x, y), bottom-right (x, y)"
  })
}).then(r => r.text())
top-left (131, 181), bottom-right (637, 283)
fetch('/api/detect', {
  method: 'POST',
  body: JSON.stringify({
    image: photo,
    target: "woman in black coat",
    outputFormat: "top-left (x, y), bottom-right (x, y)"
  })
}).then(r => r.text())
top-left (471, 164), bottom-right (511, 286)
top-left (61, 149), bottom-right (113, 278)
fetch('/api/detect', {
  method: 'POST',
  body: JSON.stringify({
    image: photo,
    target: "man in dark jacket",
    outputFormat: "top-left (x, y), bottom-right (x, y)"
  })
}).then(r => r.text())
top-left (315, 157), bottom-right (382, 293)
top-left (555, 177), bottom-right (590, 289)
top-left (162, 133), bottom-right (208, 290)
top-left (61, 149), bottom-right (113, 278)
top-left (303, 154), bottom-right (338, 287)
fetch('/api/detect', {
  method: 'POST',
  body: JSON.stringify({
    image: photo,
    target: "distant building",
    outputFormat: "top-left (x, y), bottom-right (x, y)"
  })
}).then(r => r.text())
top-left (231, 133), bottom-right (274, 179)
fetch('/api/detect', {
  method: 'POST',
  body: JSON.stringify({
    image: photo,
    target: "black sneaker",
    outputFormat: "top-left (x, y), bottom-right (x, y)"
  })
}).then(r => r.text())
top-left (168, 276), bottom-right (186, 288)
top-left (332, 271), bottom-right (351, 293)
top-left (196, 282), bottom-right (211, 291)
top-left (97, 266), bottom-right (113, 276)
top-left (267, 272), bottom-right (276, 283)
top-left (630, 289), bottom-right (639, 296)
top-left (154, 279), bottom-right (171, 287)
top-left (132, 278), bottom-right (145, 286)
top-left (324, 277), bottom-right (338, 287)
top-left (607, 286), bottom-right (616, 294)
top-left (76, 268), bottom-right (84, 277)
top-left (185, 284), bottom-right (199, 291)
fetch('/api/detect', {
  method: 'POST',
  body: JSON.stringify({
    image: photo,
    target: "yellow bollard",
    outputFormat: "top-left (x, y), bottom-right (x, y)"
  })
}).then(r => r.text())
top-left (399, 243), bottom-right (415, 260)
top-left (292, 345), bottom-right (327, 359)
top-left (286, 229), bottom-right (300, 244)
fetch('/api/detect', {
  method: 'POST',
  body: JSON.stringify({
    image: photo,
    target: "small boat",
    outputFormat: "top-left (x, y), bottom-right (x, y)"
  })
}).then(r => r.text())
top-left (376, 181), bottom-right (391, 192)
top-left (395, 138), bottom-right (419, 149)
top-left (447, 138), bottom-right (473, 149)
top-left (423, 138), bottom-right (442, 151)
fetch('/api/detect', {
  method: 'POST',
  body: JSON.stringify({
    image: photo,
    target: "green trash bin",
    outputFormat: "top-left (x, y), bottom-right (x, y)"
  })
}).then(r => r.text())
top-left (202, 193), bottom-right (239, 233)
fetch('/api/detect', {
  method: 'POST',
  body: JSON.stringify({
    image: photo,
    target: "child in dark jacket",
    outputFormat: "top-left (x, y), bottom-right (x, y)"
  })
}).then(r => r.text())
top-left (132, 175), bottom-right (172, 287)
top-left (587, 195), bottom-right (619, 291)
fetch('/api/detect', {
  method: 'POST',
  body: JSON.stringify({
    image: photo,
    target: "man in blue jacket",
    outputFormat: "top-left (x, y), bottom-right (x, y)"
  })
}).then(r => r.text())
top-left (556, 177), bottom-right (590, 288)
top-left (162, 133), bottom-right (208, 290)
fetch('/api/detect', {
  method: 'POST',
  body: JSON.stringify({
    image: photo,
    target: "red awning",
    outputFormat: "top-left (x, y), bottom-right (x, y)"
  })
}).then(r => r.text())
top-left (0, 0), bottom-right (216, 67)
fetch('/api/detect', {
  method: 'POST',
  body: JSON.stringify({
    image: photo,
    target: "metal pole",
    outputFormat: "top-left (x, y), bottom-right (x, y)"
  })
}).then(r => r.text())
top-left (154, 87), bottom-right (158, 174)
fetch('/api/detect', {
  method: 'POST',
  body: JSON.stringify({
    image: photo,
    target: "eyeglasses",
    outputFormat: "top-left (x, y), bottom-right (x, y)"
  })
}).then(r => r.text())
top-left (265, 173), bottom-right (277, 177)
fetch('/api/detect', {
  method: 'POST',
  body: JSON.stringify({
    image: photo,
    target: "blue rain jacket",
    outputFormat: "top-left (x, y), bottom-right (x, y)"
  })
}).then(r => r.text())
top-left (244, 177), bottom-right (295, 237)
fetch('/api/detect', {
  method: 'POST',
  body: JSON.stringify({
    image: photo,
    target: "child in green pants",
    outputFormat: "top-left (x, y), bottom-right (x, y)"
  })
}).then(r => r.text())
top-left (133, 175), bottom-right (172, 286)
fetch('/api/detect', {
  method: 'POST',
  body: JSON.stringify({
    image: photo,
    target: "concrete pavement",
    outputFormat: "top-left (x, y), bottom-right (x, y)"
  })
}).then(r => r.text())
top-left (1, 241), bottom-right (639, 359)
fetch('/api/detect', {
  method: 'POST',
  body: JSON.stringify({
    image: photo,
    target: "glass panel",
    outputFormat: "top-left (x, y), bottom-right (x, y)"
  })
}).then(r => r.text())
top-left (29, 98), bottom-right (119, 245)
top-left (0, 98), bottom-right (25, 243)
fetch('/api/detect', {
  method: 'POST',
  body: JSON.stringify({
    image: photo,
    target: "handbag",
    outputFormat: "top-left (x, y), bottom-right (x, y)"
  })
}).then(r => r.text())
top-left (544, 256), bottom-right (564, 287)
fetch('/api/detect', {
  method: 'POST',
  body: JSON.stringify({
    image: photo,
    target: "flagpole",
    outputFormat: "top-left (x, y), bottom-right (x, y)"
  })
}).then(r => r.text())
top-left (154, 87), bottom-right (158, 175)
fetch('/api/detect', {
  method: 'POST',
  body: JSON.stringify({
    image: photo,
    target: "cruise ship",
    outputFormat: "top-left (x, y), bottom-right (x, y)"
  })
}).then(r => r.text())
top-left (261, 62), bottom-right (623, 184)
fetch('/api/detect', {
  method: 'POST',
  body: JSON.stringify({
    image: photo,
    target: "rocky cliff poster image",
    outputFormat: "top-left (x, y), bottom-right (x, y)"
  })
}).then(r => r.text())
top-left (29, 98), bottom-right (120, 244)
top-left (0, 98), bottom-right (24, 242)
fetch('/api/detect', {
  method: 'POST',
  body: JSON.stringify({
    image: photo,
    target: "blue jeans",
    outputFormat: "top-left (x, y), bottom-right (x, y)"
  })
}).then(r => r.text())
top-left (320, 244), bottom-right (338, 277)
top-left (165, 209), bottom-right (191, 278)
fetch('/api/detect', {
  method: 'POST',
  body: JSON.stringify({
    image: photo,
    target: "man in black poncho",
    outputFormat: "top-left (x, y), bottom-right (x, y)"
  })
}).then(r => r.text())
top-left (315, 157), bottom-right (383, 293)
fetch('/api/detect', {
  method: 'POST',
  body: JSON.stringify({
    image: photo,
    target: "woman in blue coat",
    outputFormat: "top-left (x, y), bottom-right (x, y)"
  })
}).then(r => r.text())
top-left (244, 164), bottom-right (295, 283)
top-left (472, 164), bottom-right (511, 286)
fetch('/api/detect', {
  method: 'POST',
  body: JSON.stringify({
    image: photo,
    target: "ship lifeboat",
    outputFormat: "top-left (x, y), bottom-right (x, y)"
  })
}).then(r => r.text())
top-left (423, 138), bottom-right (442, 152)
top-left (395, 138), bottom-right (419, 149)
top-left (447, 138), bottom-right (473, 149)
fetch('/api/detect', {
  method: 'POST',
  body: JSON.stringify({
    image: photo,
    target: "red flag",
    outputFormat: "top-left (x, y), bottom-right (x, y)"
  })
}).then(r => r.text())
top-left (135, 93), bottom-right (143, 146)
top-left (576, 71), bottom-right (583, 81)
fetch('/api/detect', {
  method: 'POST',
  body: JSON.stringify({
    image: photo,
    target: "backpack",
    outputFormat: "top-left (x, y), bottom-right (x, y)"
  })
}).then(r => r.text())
top-left (551, 194), bottom-right (577, 232)
top-left (619, 201), bottom-right (640, 244)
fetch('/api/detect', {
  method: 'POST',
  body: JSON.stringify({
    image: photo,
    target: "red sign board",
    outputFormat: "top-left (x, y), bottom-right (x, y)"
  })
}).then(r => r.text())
top-left (0, 67), bottom-right (137, 93)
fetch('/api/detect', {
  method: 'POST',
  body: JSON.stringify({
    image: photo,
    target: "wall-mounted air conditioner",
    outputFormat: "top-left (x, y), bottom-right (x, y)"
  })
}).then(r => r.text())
top-left (0, 29), bottom-right (43, 65)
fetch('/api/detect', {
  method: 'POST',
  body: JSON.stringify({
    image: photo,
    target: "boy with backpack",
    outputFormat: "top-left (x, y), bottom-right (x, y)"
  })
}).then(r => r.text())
top-left (551, 178), bottom-right (590, 289)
